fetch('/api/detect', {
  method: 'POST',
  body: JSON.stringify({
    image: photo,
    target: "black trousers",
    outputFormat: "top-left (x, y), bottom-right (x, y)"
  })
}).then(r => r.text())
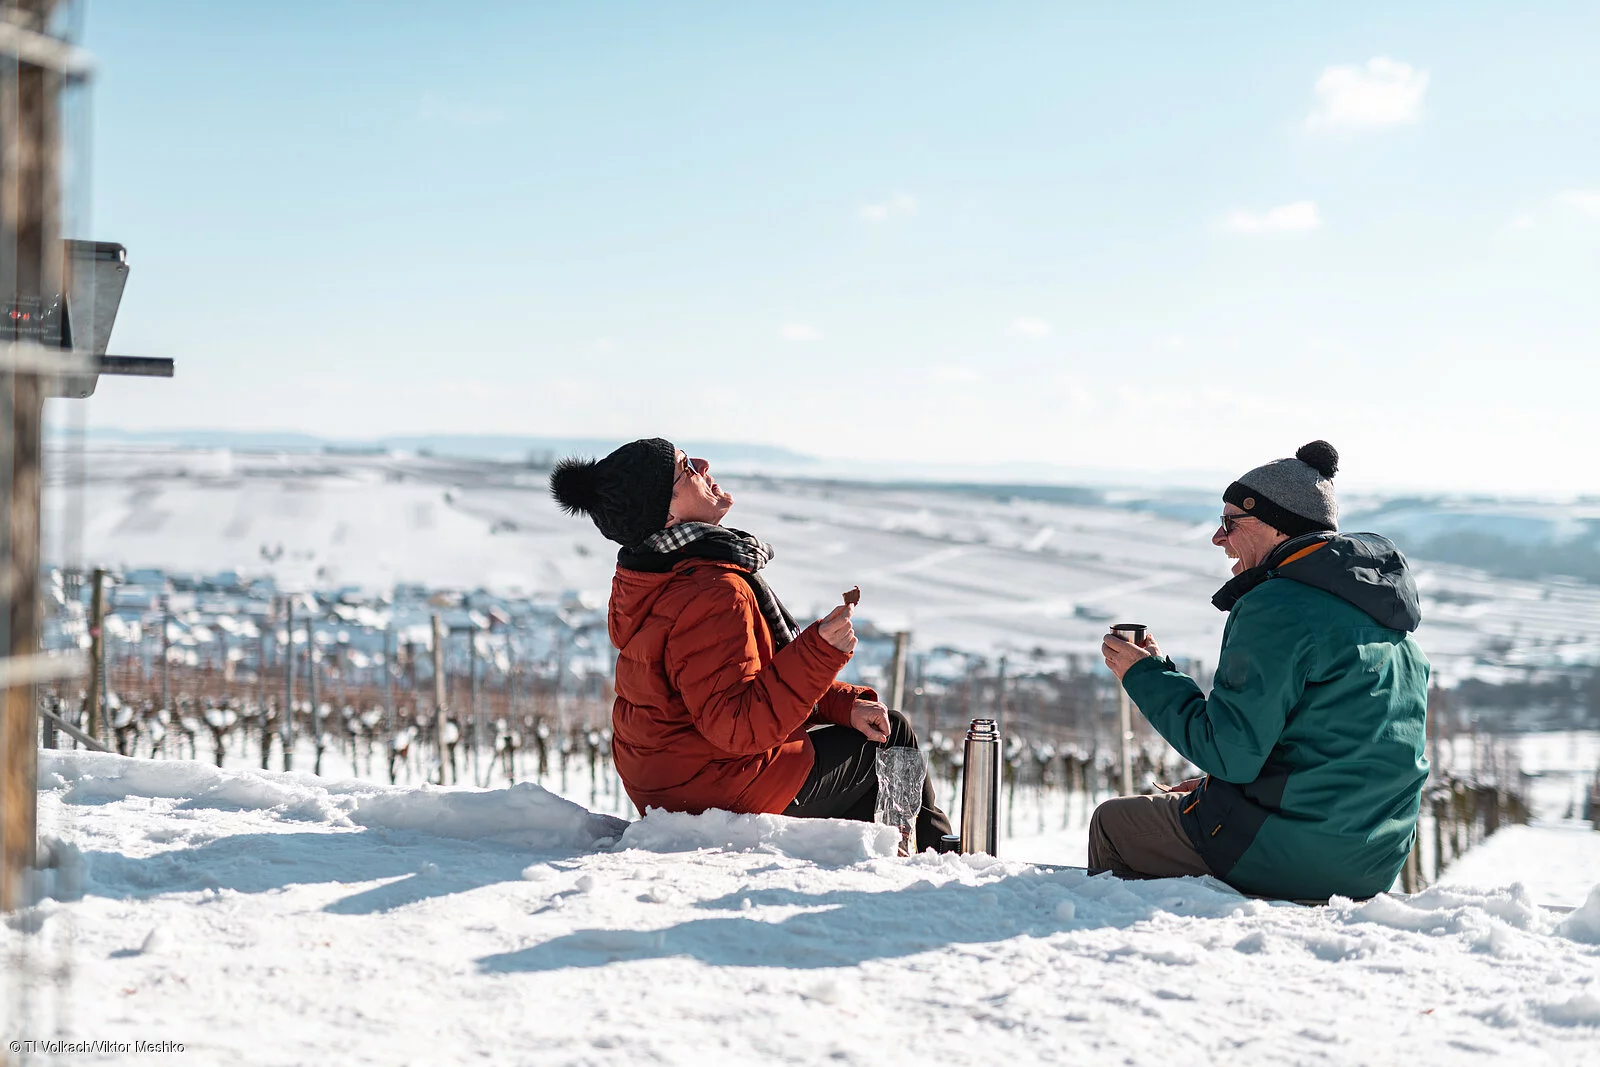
top-left (783, 710), bottom-right (953, 848)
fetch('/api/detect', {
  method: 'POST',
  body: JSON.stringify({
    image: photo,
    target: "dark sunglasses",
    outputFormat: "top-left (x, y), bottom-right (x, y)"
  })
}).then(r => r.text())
top-left (675, 454), bottom-right (698, 482)
top-left (1219, 513), bottom-right (1257, 534)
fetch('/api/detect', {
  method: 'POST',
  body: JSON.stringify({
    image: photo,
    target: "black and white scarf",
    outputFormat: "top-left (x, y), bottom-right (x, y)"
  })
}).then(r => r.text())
top-left (618, 523), bottom-right (801, 649)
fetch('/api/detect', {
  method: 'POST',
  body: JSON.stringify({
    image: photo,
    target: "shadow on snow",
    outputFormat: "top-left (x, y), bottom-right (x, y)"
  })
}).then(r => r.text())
top-left (69, 827), bottom-right (562, 915)
top-left (477, 870), bottom-right (1253, 973)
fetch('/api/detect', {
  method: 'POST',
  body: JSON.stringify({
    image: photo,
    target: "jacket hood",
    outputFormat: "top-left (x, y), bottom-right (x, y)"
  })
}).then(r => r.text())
top-left (1213, 531), bottom-right (1423, 632)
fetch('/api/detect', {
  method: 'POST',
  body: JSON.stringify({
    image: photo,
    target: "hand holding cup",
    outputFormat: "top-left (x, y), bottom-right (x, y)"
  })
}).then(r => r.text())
top-left (1102, 622), bottom-right (1162, 681)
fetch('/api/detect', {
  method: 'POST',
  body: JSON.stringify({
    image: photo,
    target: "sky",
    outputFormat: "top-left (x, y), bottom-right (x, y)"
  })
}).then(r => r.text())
top-left (62, 1), bottom-right (1600, 495)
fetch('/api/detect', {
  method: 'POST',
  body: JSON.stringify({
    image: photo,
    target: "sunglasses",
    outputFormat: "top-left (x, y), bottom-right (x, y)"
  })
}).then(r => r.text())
top-left (1218, 513), bottom-right (1257, 534)
top-left (675, 454), bottom-right (699, 483)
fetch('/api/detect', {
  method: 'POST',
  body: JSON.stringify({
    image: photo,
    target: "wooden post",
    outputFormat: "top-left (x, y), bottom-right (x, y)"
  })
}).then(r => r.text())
top-left (2, 1), bottom-right (64, 913)
top-left (431, 613), bottom-right (447, 785)
top-left (886, 630), bottom-right (910, 712)
top-left (1116, 686), bottom-right (1134, 797)
top-left (256, 621), bottom-right (269, 768)
top-left (995, 656), bottom-right (1007, 740)
top-left (382, 623), bottom-right (394, 736)
top-left (307, 613), bottom-right (321, 775)
top-left (507, 633), bottom-right (519, 785)
top-left (1400, 837), bottom-right (1422, 894)
top-left (469, 624), bottom-right (482, 786)
top-left (281, 595), bottom-right (294, 770)
top-left (85, 566), bottom-right (106, 741)
top-left (159, 592), bottom-right (171, 712)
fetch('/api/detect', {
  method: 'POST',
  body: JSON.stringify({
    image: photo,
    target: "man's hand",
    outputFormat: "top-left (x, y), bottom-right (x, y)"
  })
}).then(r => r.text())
top-left (1102, 630), bottom-right (1164, 682)
top-left (1155, 776), bottom-right (1206, 795)
top-left (818, 602), bottom-right (856, 653)
top-left (849, 699), bottom-right (891, 743)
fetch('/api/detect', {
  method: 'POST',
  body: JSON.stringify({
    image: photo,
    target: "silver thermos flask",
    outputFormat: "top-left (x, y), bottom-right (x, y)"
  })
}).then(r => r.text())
top-left (959, 718), bottom-right (1000, 856)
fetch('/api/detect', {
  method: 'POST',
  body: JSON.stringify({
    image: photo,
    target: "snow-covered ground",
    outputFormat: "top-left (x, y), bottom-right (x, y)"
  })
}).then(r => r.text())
top-left (6, 751), bottom-right (1600, 1066)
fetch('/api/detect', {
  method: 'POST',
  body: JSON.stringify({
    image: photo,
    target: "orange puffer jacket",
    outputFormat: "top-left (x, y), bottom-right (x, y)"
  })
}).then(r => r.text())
top-left (608, 558), bottom-right (873, 815)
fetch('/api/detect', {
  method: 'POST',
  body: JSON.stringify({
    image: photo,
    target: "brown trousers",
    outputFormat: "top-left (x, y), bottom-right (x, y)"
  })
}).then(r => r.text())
top-left (1087, 791), bottom-right (1213, 879)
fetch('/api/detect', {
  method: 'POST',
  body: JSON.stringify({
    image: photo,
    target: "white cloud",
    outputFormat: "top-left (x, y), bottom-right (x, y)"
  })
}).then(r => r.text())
top-left (1556, 190), bottom-right (1600, 219)
top-left (859, 192), bottom-right (918, 223)
top-left (1306, 57), bottom-right (1428, 130)
top-left (1222, 200), bottom-right (1321, 234)
top-left (1011, 316), bottom-right (1052, 338)
top-left (779, 322), bottom-right (822, 342)
top-left (931, 366), bottom-right (982, 383)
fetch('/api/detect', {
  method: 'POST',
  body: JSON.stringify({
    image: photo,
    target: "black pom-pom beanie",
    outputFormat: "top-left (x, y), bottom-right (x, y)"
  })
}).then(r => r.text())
top-left (549, 437), bottom-right (677, 547)
top-left (1223, 440), bottom-right (1340, 538)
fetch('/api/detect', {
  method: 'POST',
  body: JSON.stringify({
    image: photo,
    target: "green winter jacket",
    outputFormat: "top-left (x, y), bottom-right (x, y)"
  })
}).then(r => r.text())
top-left (1122, 532), bottom-right (1430, 901)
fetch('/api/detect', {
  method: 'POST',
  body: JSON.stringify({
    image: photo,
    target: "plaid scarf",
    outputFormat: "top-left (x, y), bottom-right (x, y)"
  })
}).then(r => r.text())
top-left (618, 523), bottom-right (801, 649)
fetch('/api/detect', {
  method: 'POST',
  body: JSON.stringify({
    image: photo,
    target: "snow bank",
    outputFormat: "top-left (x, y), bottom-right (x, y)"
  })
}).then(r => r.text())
top-left (1558, 885), bottom-right (1600, 945)
top-left (39, 750), bottom-right (627, 853)
top-left (353, 782), bottom-right (629, 852)
top-left (617, 807), bottom-right (899, 865)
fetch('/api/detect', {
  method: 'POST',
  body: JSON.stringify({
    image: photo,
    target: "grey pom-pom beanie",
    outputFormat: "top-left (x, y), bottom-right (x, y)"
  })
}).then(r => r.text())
top-left (1223, 440), bottom-right (1340, 538)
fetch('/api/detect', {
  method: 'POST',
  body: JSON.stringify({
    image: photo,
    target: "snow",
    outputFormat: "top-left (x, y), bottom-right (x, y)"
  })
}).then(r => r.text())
top-left (6, 751), bottom-right (1600, 1065)
top-left (1439, 824), bottom-right (1600, 909)
top-left (617, 807), bottom-right (900, 867)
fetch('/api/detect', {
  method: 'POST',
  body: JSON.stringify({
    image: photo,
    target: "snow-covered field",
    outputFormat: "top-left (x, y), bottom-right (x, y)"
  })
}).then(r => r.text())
top-left (42, 446), bottom-right (1600, 679)
top-left (5, 751), bottom-right (1600, 1066)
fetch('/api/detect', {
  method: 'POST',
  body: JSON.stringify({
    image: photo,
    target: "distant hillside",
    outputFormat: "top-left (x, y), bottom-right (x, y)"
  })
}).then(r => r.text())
top-left (71, 428), bottom-right (817, 467)
top-left (1348, 501), bottom-right (1600, 584)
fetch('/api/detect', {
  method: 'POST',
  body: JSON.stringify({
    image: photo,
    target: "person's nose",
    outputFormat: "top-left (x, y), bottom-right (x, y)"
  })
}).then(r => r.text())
top-left (692, 457), bottom-right (709, 477)
top-left (1211, 526), bottom-right (1228, 547)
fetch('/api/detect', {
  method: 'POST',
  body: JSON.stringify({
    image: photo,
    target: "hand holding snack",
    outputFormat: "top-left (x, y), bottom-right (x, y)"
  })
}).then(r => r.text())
top-left (819, 586), bottom-right (859, 653)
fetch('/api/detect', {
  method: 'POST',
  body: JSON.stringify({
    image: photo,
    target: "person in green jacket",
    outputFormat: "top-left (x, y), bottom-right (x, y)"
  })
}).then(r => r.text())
top-left (1094, 440), bottom-right (1429, 901)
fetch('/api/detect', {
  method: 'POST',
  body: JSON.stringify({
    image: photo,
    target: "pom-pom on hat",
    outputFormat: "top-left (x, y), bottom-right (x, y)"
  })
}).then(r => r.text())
top-left (550, 437), bottom-right (677, 547)
top-left (1223, 440), bottom-right (1340, 538)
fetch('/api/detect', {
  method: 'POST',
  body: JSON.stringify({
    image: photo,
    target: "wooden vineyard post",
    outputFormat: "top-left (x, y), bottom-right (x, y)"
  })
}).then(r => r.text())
top-left (307, 613), bottom-right (321, 775)
top-left (382, 624), bottom-right (395, 736)
top-left (281, 595), bottom-right (294, 771)
top-left (159, 592), bottom-right (171, 714)
top-left (432, 613), bottom-right (447, 785)
top-left (886, 630), bottom-right (910, 713)
top-left (2, 1), bottom-right (63, 913)
top-left (1116, 687), bottom-right (1134, 797)
top-left (256, 622), bottom-right (269, 768)
top-left (85, 566), bottom-right (106, 741)
top-left (469, 622), bottom-right (482, 787)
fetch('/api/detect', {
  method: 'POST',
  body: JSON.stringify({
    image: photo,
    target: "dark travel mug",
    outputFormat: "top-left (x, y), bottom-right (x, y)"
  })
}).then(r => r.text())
top-left (1110, 623), bottom-right (1147, 646)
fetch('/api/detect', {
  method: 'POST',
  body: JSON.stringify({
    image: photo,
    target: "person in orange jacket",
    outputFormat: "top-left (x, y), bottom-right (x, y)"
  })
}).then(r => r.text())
top-left (551, 437), bottom-right (950, 846)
